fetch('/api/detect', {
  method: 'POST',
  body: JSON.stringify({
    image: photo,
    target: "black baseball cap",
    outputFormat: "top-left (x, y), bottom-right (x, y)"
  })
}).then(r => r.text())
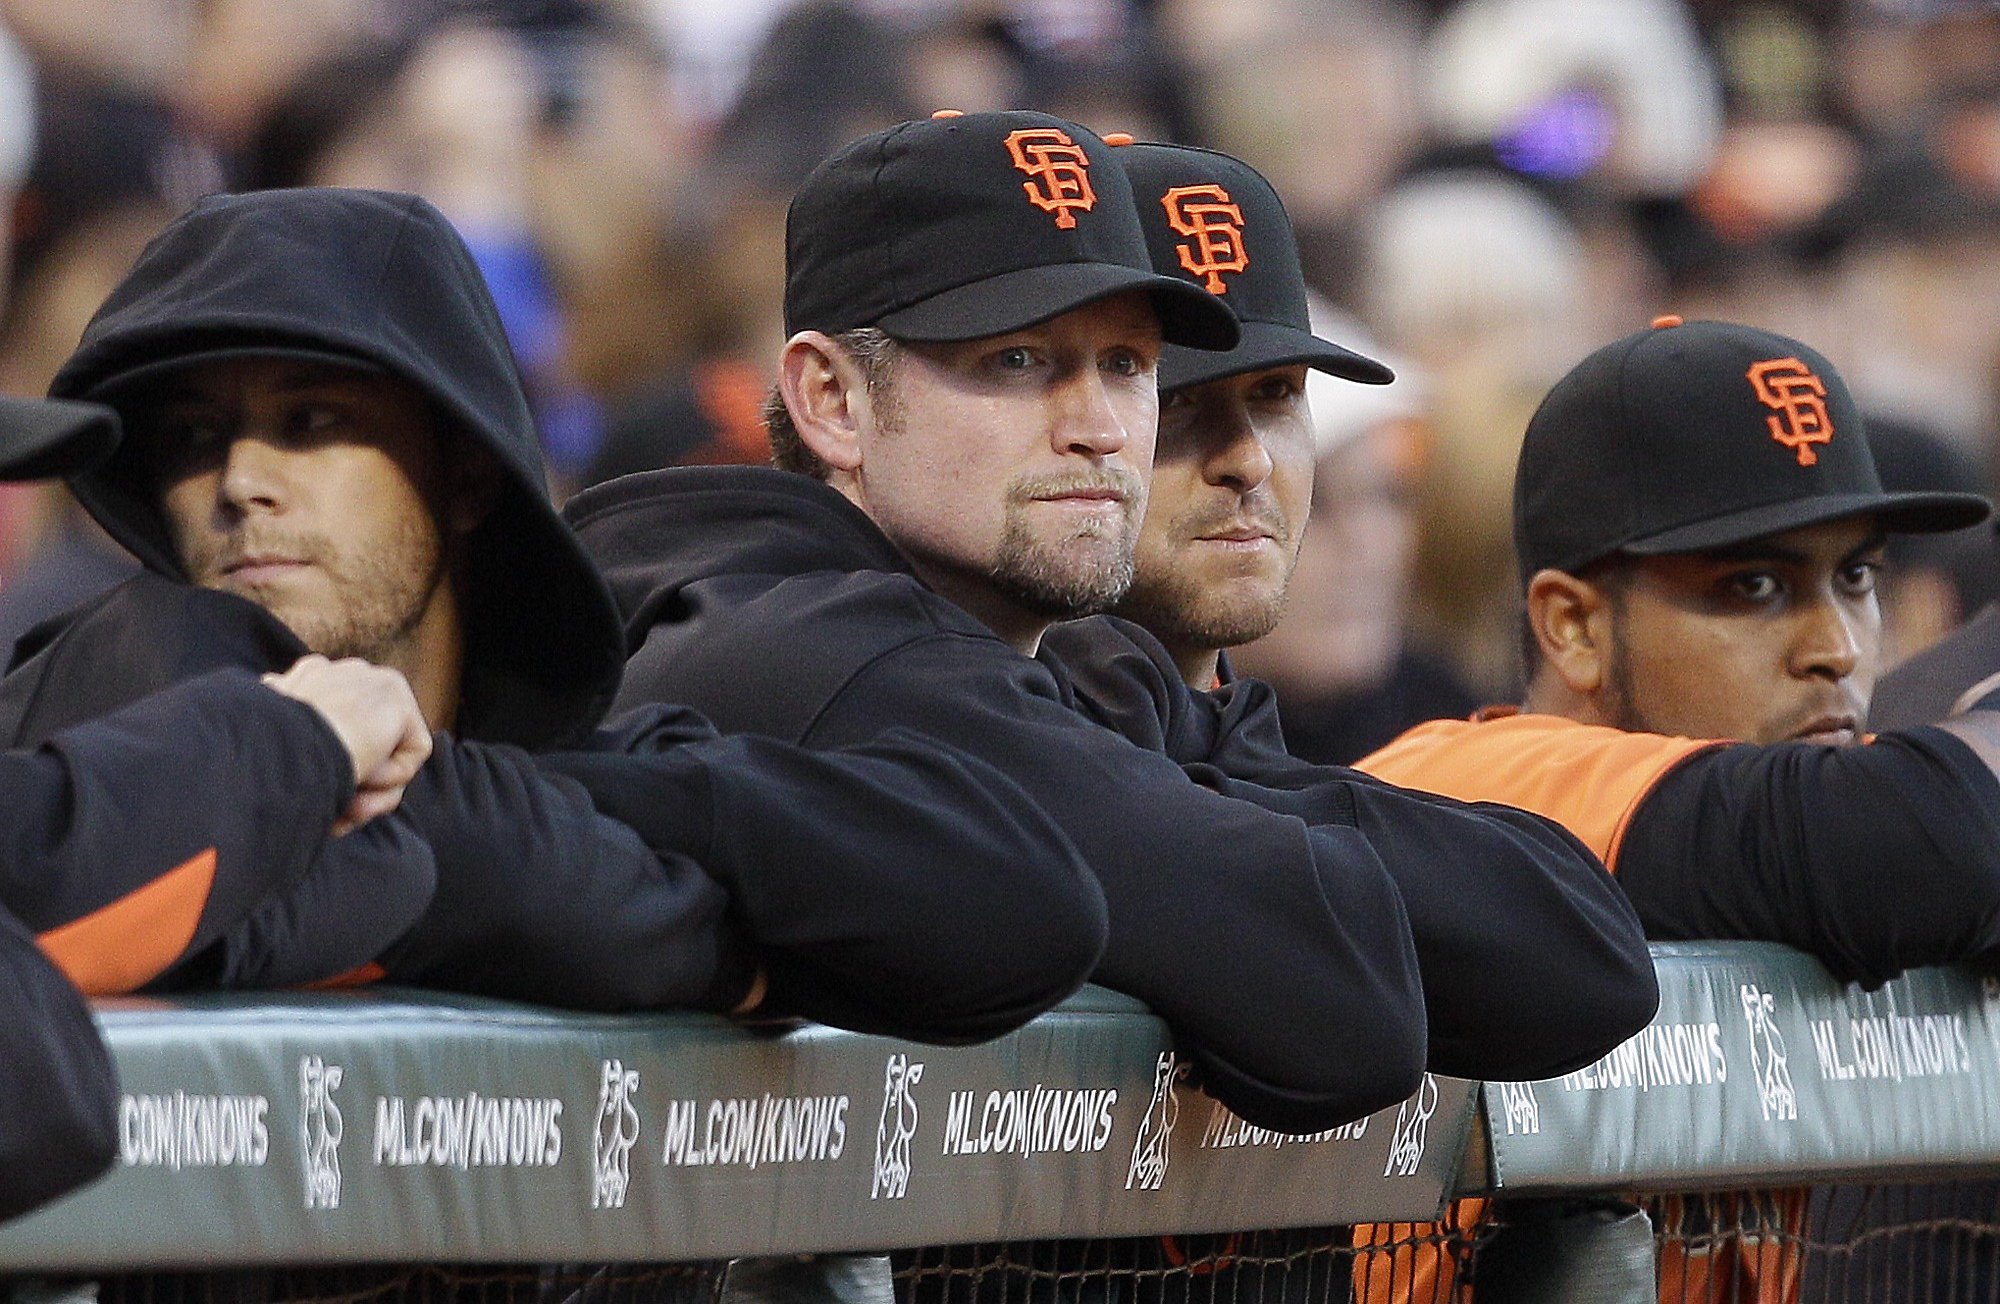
top-left (783, 110), bottom-right (1238, 350)
top-left (1515, 316), bottom-right (1991, 580)
top-left (0, 396), bottom-right (119, 480)
top-left (1118, 142), bottom-right (1392, 391)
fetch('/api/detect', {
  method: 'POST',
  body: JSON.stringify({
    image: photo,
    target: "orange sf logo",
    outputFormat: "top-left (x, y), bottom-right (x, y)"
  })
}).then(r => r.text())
top-left (1004, 128), bottom-right (1096, 229)
top-left (1746, 358), bottom-right (1833, 466)
top-left (1160, 185), bottom-right (1249, 294)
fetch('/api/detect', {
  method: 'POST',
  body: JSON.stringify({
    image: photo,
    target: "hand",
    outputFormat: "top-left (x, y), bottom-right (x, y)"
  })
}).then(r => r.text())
top-left (263, 656), bottom-right (433, 834)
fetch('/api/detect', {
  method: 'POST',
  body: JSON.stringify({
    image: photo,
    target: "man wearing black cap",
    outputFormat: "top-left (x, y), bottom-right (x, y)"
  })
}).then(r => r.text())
top-left (0, 395), bottom-right (433, 1223)
top-left (568, 111), bottom-right (1660, 1130)
top-left (10, 186), bottom-right (1109, 1043)
top-left (1099, 143), bottom-right (1394, 691)
top-left (1354, 315), bottom-right (2000, 988)
top-left (1026, 143), bottom-right (1663, 1094)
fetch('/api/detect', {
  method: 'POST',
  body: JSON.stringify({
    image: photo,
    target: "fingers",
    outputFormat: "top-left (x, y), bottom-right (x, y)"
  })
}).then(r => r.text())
top-left (262, 655), bottom-right (432, 832)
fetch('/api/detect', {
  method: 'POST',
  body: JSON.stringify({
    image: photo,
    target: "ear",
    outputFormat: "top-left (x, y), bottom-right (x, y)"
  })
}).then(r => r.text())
top-left (1525, 567), bottom-right (1614, 696)
top-left (445, 441), bottom-right (504, 538)
top-left (779, 331), bottom-right (874, 476)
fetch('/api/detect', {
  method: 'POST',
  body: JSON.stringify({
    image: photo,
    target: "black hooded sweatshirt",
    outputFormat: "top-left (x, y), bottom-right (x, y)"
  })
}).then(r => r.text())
top-left (0, 666), bottom-right (387, 1223)
top-left (1037, 616), bottom-right (1660, 1082)
top-left (566, 465), bottom-right (1431, 1134)
top-left (21, 188), bottom-right (1105, 1042)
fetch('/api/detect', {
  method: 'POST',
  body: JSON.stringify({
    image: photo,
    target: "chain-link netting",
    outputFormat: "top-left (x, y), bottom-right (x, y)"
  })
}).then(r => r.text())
top-left (21, 1184), bottom-right (2000, 1304)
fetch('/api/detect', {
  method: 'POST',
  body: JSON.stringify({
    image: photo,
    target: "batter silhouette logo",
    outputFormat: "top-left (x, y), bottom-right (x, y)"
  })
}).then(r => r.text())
top-left (1384, 1074), bottom-right (1440, 1178)
top-left (1161, 185), bottom-right (1249, 293)
top-left (1740, 984), bottom-right (1797, 1122)
top-left (1005, 128), bottom-right (1096, 229)
top-left (591, 1059), bottom-right (641, 1210)
top-left (1495, 1080), bottom-right (1540, 1137)
top-left (1124, 1052), bottom-right (1182, 1191)
top-left (1746, 358), bottom-right (1833, 466)
top-left (872, 1054), bottom-right (923, 1200)
top-left (299, 1056), bottom-right (344, 1210)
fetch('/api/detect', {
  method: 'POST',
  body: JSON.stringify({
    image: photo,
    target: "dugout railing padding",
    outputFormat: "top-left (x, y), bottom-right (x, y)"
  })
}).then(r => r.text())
top-left (5, 943), bottom-right (2000, 1276)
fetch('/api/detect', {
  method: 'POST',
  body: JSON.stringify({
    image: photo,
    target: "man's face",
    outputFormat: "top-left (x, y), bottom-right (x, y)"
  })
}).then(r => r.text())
top-left (1115, 365), bottom-right (1313, 654)
top-left (1599, 517), bottom-right (1887, 745)
top-left (853, 293), bottom-right (1162, 624)
top-left (147, 356), bottom-right (453, 665)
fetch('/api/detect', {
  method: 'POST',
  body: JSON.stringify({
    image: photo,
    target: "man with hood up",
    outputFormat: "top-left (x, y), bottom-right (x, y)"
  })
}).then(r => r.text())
top-left (11, 186), bottom-right (1108, 1043)
top-left (0, 395), bottom-right (433, 1223)
top-left (565, 110), bottom-right (1656, 1133)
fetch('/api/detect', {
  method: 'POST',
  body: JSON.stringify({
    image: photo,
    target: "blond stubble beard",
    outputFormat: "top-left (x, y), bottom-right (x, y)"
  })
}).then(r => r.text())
top-left (187, 509), bottom-right (449, 665)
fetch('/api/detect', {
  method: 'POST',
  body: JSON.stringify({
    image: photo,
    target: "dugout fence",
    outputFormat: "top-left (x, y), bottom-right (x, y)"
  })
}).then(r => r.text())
top-left (10, 943), bottom-right (2000, 1302)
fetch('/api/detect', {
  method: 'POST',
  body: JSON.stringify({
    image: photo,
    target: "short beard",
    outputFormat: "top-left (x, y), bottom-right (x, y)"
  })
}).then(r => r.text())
top-left (1114, 566), bottom-right (1288, 657)
top-left (193, 509), bottom-right (448, 666)
top-left (984, 470), bottom-right (1144, 620)
top-left (1599, 588), bottom-right (1650, 735)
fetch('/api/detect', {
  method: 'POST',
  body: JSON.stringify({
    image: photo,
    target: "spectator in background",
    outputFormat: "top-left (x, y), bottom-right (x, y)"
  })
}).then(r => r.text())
top-left (1867, 414), bottom-right (1995, 671)
top-left (1357, 168), bottom-right (1595, 695)
top-left (1227, 315), bottom-right (1476, 764)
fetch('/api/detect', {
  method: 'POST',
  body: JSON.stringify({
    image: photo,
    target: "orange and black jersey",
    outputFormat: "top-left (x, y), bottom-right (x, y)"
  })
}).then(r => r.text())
top-left (0, 669), bottom-right (422, 996)
top-left (1359, 710), bottom-right (2000, 989)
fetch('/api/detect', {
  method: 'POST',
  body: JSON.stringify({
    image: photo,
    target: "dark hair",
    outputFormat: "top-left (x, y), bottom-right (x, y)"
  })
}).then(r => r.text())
top-left (765, 327), bottom-right (900, 479)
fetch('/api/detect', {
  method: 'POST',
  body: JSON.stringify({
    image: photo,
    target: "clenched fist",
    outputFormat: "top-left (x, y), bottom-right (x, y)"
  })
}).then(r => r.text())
top-left (262, 655), bottom-right (433, 834)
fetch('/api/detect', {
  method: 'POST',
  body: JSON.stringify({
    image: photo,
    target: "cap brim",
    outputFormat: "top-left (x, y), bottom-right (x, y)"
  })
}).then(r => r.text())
top-left (877, 263), bottom-right (1240, 350)
top-left (1157, 319), bottom-right (1396, 391)
top-left (0, 396), bottom-right (121, 480)
top-left (1619, 489), bottom-right (1993, 557)
top-left (77, 344), bottom-right (386, 405)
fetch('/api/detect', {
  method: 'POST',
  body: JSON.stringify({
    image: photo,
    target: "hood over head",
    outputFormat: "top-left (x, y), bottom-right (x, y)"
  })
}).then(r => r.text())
top-left (49, 187), bottom-right (623, 747)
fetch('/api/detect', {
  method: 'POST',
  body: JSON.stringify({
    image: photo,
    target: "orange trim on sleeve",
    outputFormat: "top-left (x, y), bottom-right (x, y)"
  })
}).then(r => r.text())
top-left (1355, 711), bottom-right (1721, 870)
top-left (37, 847), bottom-right (218, 995)
top-left (303, 962), bottom-right (386, 990)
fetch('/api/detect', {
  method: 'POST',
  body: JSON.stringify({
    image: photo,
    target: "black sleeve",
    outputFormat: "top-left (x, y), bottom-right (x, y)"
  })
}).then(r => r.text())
top-left (0, 670), bottom-right (371, 993)
top-left (0, 903), bottom-right (116, 1223)
top-left (1045, 615), bottom-right (1660, 1083)
top-left (199, 816), bottom-right (439, 991)
top-left (1617, 727), bottom-right (2000, 988)
top-left (804, 634), bottom-right (1428, 1135)
top-left (372, 737), bottom-right (761, 1015)
top-left (537, 721), bottom-right (1109, 1045)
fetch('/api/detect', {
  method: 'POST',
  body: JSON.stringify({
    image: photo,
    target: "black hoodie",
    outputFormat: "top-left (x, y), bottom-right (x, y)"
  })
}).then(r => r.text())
top-left (1038, 615), bottom-right (1661, 1082)
top-left (567, 465), bottom-right (1431, 1134)
top-left (50, 187), bottom-right (622, 751)
top-left (13, 189), bottom-right (1105, 1042)
top-left (0, 667), bottom-right (394, 1223)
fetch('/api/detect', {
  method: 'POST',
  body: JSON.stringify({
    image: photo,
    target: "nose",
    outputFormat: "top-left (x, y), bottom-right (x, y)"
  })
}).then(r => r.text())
top-left (1203, 405), bottom-right (1274, 494)
top-left (1049, 370), bottom-right (1131, 459)
top-left (1790, 593), bottom-right (1866, 683)
top-left (216, 435), bottom-right (289, 516)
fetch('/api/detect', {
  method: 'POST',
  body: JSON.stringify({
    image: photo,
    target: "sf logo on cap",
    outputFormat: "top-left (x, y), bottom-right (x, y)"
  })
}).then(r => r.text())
top-left (1005, 128), bottom-right (1096, 229)
top-left (1161, 185), bottom-right (1249, 293)
top-left (1746, 358), bottom-right (1833, 466)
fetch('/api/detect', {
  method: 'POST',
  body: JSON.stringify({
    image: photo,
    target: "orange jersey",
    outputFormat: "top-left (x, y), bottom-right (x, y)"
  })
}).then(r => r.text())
top-left (1355, 709), bottom-right (1723, 871)
top-left (1353, 710), bottom-right (1728, 1304)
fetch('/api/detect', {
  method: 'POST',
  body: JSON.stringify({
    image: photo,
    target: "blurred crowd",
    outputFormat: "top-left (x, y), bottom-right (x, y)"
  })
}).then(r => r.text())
top-left (1, 0), bottom-right (1998, 758)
